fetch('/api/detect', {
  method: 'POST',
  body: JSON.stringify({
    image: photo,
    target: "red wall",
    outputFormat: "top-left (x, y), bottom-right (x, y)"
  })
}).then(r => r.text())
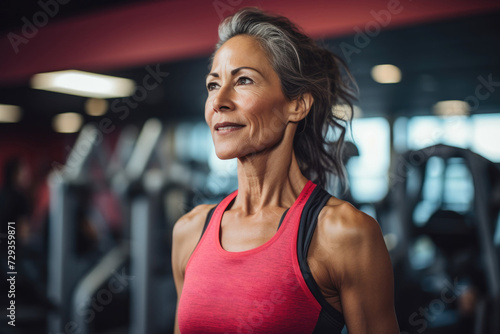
top-left (1, 0), bottom-right (499, 85)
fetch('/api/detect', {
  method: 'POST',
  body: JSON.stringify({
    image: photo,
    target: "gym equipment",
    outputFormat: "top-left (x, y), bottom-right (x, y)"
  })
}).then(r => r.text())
top-left (48, 124), bottom-right (109, 334)
top-left (390, 144), bottom-right (500, 334)
top-left (48, 121), bottom-right (140, 334)
top-left (50, 118), bottom-right (209, 334)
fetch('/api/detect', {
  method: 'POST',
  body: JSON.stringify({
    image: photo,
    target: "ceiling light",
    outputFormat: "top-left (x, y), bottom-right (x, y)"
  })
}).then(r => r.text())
top-left (31, 70), bottom-right (135, 98)
top-left (433, 100), bottom-right (470, 116)
top-left (0, 104), bottom-right (22, 123)
top-left (85, 98), bottom-right (109, 116)
top-left (371, 64), bottom-right (401, 84)
top-left (52, 112), bottom-right (83, 133)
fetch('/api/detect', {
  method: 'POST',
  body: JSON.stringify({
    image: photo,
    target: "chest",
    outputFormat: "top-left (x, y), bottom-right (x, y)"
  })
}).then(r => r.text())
top-left (219, 209), bottom-right (287, 252)
top-left (179, 232), bottom-right (321, 334)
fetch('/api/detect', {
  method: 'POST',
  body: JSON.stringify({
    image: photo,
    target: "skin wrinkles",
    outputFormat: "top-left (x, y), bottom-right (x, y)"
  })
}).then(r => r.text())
top-left (205, 35), bottom-right (294, 162)
top-left (207, 66), bottom-right (265, 79)
top-left (203, 34), bottom-right (314, 252)
top-left (172, 33), bottom-right (399, 334)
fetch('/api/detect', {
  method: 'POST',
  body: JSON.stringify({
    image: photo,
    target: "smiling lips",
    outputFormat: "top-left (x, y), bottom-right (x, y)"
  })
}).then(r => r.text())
top-left (214, 122), bottom-right (245, 133)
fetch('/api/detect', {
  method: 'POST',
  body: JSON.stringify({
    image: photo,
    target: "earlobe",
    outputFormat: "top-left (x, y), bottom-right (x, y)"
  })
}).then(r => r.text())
top-left (288, 93), bottom-right (314, 123)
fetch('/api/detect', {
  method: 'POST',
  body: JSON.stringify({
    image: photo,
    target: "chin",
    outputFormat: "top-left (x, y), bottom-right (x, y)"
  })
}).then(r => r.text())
top-left (215, 152), bottom-right (235, 160)
top-left (213, 138), bottom-right (240, 159)
top-left (214, 145), bottom-right (254, 160)
top-left (213, 139), bottom-right (272, 160)
top-left (214, 146), bottom-right (238, 160)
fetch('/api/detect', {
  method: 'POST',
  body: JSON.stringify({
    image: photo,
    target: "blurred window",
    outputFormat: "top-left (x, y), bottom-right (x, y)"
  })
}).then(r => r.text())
top-left (412, 156), bottom-right (444, 225)
top-left (395, 113), bottom-right (499, 224)
top-left (442, 158), bottom-right (474, 211)
top-left (346, 117), bottom-right (390, 203)
top-left (471, 114), bottom-right (500, 162)
top-left (413, 157), bottom-right (473, 225)
top-left (406, 116), bottom-right (470, 150)
top-left (406, 116), bottom-right (442, 150)
top-left (397, 114), bottom-right (500, 162)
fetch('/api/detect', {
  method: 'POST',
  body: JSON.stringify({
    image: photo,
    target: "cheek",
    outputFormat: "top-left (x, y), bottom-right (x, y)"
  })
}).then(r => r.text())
top-left (244, 111), bottom-right (287, 152)
top-left (204, 98), bottom-right (213, 125)
top-left (247, 100), bottom-right (288, 135)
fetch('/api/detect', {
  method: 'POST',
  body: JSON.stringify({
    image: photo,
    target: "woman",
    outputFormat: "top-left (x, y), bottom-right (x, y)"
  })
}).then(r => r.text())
top-left (172, 7), bottom-right (399, 333)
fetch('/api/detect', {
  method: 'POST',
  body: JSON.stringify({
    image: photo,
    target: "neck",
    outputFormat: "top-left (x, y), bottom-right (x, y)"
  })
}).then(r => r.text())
top-left (234, 125), bottom-right (308, 214)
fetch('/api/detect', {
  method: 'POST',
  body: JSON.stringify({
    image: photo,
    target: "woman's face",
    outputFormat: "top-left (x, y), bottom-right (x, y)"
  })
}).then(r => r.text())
top-left (205, 34), bottom-right (295, 160)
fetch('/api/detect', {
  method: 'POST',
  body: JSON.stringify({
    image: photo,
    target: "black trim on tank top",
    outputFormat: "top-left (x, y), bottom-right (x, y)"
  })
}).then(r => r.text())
top-left (199, 196), bottom-right (235, 242)
top-left (297, 186), bottom-right (345, 333)
top-left (198, 186), bottom-right (345, 332)
top-left (189, 205), bottom-right (218, 267)
top-left (200, 206), bottom-right (216, 239)
top-left (194, 198), bottom-right (231, 255)
top-left (276, 208), bottom-right (290, 230)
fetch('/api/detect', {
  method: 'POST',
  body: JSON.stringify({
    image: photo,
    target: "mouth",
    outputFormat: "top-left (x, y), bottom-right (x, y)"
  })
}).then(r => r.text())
top-left (214, 122), bottom-right (245, 132)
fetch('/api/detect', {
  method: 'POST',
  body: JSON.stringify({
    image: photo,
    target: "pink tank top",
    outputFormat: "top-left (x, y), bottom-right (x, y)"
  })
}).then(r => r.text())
top-left (178, 181), bottom-right (344, 333)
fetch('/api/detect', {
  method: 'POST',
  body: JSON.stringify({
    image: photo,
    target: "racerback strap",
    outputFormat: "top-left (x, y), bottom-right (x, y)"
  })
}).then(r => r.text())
top-left (297, 186), bottom-right (345, 332)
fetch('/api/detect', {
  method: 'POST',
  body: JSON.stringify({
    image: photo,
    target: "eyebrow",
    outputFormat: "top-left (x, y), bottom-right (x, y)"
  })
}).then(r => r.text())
top-left (206, 66), bottom-right (262, 79)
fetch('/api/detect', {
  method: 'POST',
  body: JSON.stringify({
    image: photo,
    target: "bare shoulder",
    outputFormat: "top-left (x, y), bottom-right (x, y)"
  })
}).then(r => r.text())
top-left (312, 198), bottom-right (398, 332)
top-left (313, 197), bottom-right (390, 281)
top-left (173, 203), bottom-right (216, 241)
top-left (172, 203), bottom-right (216, 277)
top-left (317, 197), bottom-right (383, 247)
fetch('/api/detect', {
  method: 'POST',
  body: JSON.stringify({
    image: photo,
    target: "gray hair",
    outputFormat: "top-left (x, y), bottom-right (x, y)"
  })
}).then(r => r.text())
top-left (212, 7), bottom-right (357, 189)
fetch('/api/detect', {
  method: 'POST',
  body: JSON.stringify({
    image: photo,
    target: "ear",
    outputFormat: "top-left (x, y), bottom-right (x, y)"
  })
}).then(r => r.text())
top-left (288, 92), bottom-right (314, 123)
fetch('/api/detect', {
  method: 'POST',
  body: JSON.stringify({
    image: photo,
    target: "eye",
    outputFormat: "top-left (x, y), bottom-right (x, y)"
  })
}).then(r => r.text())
top-left (236, 77), bottom-right (253, 85)
top-left (206, 82), bottom-right (219, 91)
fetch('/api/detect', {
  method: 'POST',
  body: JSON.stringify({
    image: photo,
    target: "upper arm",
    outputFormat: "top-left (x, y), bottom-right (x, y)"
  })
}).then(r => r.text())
top-left (171, 204), bottom-right (215, 334)
top-left (171, 218), bottom-right (186, 334)
top-left (321, 204), bottom-right (399, 334)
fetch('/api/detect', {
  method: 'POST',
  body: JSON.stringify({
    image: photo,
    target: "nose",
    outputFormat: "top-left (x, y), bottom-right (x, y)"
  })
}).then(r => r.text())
top-left (212, 85), bottom-right (235, 113)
